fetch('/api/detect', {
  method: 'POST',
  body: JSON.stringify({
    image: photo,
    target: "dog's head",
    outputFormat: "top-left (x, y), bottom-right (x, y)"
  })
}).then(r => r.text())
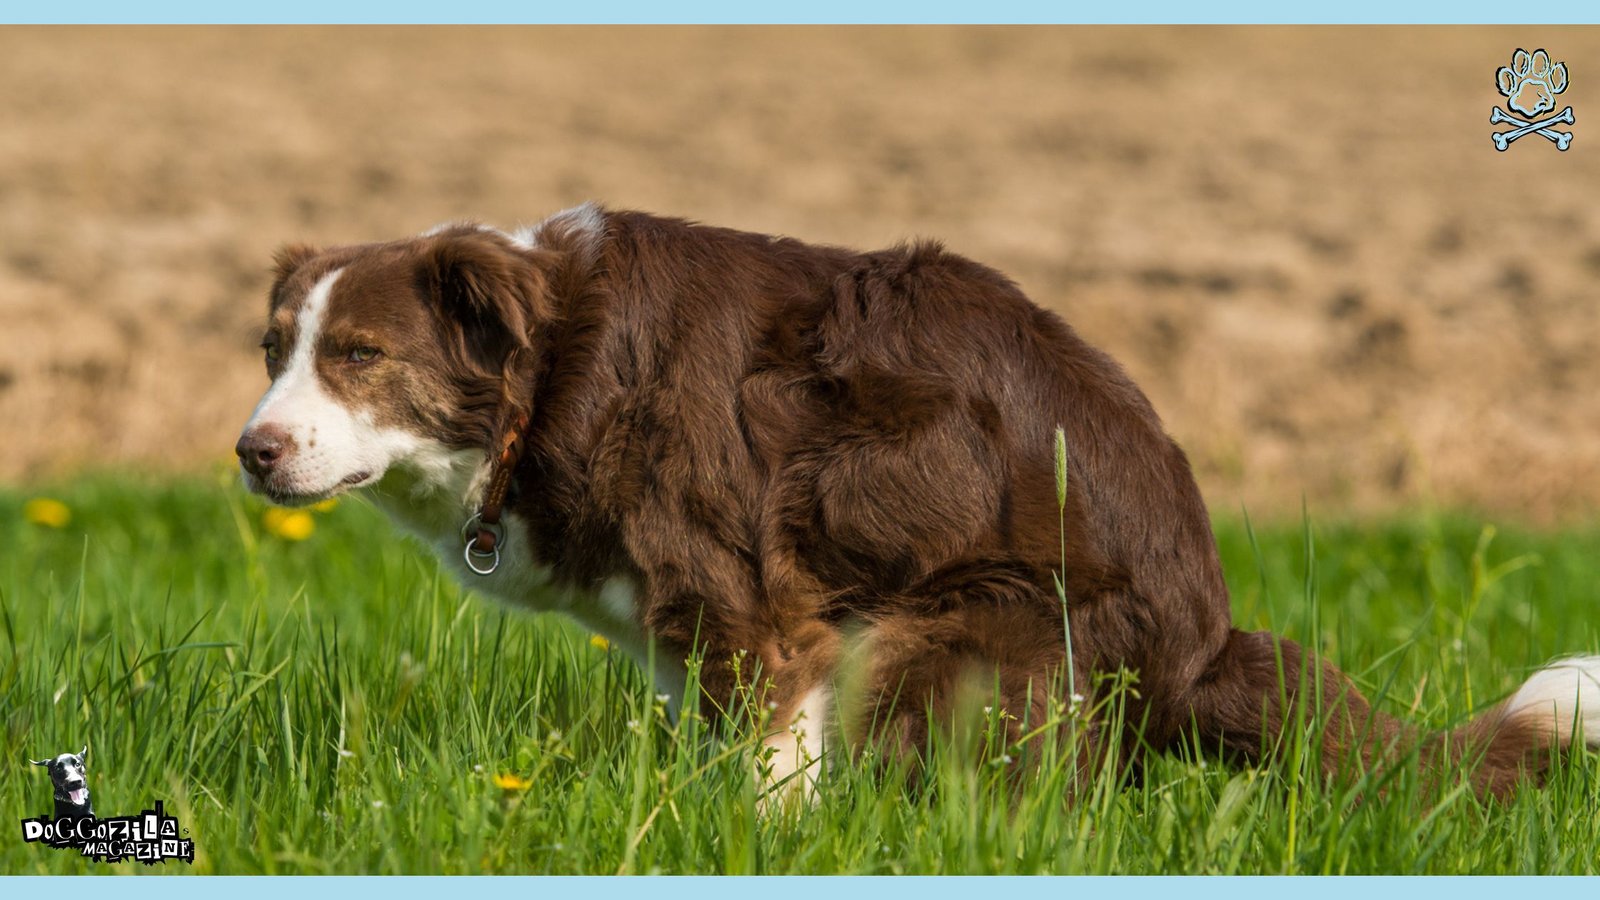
top-left (235, 225), bottom-right (566, 506)
top-left (31, 747), bottom-right (89, 807)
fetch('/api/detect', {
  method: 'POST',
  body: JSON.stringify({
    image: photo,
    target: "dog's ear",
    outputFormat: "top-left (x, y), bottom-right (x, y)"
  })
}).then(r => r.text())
top-left (417, 228), bottom-right (555, 370)
top-left (79, 745), bottom-right (87, 761)
top-left (30, 758), bottom-right (49, 766)
top-left (415, 228), bottom-right (561, 446)
top-left (269, 243), bottom-right (321, 301)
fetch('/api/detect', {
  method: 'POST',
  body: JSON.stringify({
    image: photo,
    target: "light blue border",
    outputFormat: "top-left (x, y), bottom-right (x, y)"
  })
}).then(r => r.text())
top-left (2, 3), bottom-right (1599, 24)
top-left (2, 0), bottom-right (1594, 891)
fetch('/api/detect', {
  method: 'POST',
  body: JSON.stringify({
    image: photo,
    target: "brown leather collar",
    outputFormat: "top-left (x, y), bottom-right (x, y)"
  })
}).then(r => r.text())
top-left (462, 413), bottom-right (530, 576)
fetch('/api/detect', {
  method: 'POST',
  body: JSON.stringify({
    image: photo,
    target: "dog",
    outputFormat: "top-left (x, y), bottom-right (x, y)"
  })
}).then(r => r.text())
top-left (236, 204), bottom-right (1600, 798)
top-left (30, 747), bottom-right (92, 818)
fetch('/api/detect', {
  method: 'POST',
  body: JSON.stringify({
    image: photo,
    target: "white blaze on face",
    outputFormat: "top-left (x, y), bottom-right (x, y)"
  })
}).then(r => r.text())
top-left (240, 268), bottom-right (427, 503)
top-left (53, 754), bottom-right (87, 804)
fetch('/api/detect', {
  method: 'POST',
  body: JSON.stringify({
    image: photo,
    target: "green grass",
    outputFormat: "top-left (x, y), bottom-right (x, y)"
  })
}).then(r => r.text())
top-left (1, 473), bottom-right (1597, 875)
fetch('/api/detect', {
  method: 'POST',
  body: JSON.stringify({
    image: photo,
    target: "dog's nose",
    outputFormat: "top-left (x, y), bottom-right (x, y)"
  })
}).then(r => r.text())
top-left (236, 425), bottom-right (294, 478)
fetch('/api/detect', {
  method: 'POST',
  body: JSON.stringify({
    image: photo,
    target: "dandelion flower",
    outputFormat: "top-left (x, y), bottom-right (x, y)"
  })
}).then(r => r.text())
top-left (493, 772), bottom-right (532, 792)
top-left (262, 507), bottom-right (315, 541)
top-left (311, 497), bottom-right (340, 513)
top-left (589, 634), bottom-right (611, 651)
top-left (23, 498), bottom-right (70, 529)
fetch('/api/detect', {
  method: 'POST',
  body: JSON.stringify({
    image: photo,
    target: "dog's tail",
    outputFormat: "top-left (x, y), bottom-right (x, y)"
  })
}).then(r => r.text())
top-left (1188, 628), bottom-right (1600, 799)
top-left (1449, 657), bottom-right (1600, 794)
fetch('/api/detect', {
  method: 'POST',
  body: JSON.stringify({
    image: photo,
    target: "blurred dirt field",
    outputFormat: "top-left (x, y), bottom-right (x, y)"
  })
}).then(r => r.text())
top-left (0, 27), bottom-right (1597, 522)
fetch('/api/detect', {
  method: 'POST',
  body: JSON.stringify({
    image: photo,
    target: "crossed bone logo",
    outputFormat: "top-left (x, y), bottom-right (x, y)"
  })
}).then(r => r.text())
top-left (1493, 48), bottom-right (1574, 151)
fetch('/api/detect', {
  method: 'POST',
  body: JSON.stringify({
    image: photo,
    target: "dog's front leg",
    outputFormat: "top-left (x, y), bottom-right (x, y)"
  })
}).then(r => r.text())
top-left (669, 642), bottom-right (838, 813)
top-left (631, 548), bottom-right (840, 806)
top-left (644, 608), bottom-right (839, 807)
top-left (750, 621), bottom-right (841, 808)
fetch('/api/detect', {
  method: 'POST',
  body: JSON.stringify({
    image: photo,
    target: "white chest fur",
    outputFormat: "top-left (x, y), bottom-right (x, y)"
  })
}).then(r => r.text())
top-left (361, 450), bottom-right (685, 704)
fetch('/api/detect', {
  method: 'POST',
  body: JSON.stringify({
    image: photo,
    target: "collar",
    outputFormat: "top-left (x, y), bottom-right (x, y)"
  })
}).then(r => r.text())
top-left (461, 413), bottom-right (530, 576)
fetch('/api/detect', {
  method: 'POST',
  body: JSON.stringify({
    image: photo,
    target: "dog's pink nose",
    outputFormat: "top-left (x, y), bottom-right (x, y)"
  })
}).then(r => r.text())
top-left (236, 425), bottom-right (294, 478)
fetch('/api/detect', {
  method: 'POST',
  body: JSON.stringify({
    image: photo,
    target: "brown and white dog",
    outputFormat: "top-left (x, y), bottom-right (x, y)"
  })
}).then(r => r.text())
top-left (237, 204), bottom-right (1599, 797)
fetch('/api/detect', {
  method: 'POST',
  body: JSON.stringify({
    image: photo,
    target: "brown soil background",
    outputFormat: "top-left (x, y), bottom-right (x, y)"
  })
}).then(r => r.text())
top-left (1, 27), bottom-right (1597, 522)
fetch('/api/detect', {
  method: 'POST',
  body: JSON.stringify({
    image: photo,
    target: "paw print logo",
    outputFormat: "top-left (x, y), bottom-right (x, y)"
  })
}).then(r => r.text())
top-left (1491, 48), bottom-right (1574, 151)
top-left (1498, 49), bottom-right (1567, 116)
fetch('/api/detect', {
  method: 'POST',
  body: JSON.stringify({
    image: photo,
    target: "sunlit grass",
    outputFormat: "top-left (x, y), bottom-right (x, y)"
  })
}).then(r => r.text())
top-left (0, 474), bottom-right (1596, 874)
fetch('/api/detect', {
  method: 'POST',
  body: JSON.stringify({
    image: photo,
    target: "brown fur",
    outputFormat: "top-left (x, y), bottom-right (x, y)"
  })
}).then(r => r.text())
top-left (270, 208), bottom-right (1579, 799)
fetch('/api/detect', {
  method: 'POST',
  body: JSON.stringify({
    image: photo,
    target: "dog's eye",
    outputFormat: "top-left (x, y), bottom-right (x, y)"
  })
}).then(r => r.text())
top-left (262, 342), bottom-right (281, 362)
top-left (348, 346), bottom-right (381, 364)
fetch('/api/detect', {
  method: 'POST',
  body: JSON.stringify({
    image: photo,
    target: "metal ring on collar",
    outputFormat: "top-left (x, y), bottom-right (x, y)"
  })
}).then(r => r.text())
top-left (463, 540), bottom-right (501, 576)
top-left (460, 511), bottom-right (505, 577)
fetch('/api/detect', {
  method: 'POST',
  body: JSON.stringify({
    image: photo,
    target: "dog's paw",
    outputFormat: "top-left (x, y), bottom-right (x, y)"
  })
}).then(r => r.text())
top-left (754, 689), bottom-right (830, 815)
top-left (756, 729), bottom-right (824, 815)
top-left (1498, 48), bottom-right (1568, 117)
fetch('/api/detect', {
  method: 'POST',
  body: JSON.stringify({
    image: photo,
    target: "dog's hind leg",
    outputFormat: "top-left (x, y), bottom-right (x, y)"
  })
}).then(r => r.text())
top-left (840, 559), bottom-right (1121, 793)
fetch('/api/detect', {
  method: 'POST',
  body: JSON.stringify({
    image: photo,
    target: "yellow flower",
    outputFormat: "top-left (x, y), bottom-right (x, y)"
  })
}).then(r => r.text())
top-left (262, 507), bottom-right (315, 541)
top-left (23, 498), bottom-right (71, 529)
top-left (589, 634), bottom-right (611, 651)
top-left (311, 498), bottom-right (339, 513)
top-left (492, 772), bottom-right (532, 791)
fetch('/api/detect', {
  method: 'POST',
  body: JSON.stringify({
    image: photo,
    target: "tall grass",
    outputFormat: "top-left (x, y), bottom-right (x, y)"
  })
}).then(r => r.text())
top-left (0, 473), bottom-right (1596, 874)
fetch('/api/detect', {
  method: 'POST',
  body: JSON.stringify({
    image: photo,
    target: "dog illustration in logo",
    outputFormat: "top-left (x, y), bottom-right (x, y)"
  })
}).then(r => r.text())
top-left (1492, 48), bottom-right (1574, 151)
top-left (30, 747), bottom-right (93, 818)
